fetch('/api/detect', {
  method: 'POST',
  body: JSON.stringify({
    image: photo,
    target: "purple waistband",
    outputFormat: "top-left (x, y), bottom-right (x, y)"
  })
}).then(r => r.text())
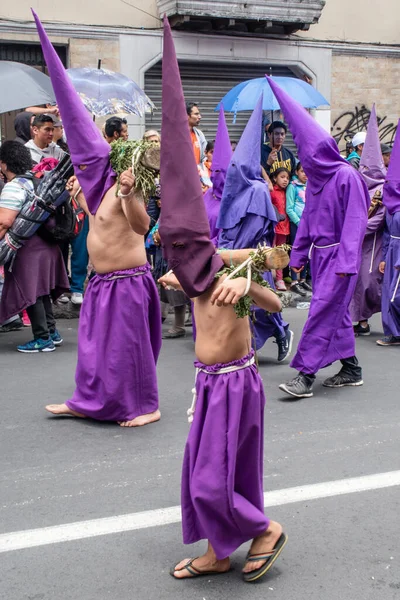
top-left (95, 264), bottom-right (151, 281)
top-left (194, 349), bottom-right (255, 372)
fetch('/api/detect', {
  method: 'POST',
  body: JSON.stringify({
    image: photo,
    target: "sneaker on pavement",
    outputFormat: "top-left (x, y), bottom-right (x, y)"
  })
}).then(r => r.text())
top-left (323, 372), bottom-right (363, 388)
top-left (17, 338), bottom-right (56, 353)
top-left (376, 335), bottom-right (400, 346)
top-left (300, 281), bottom-right (313, 293)
top-left (279, 373), bottom-right (314, 398)
top-left (21, 310), bottom-right (31, 327)
top-left (275, 329), bottom-right (294, 363)
top-left (275, 279), bottom-right (287, 291)
top-left (71, 292), bottom-right (83, 305)
top-left (291, 283), bottom-right (307, 297)
top-left (0, 318), bottom-right (24, 333)
top-left (353, 323), bottom-right (371, 336)
top-left (58, 294), bottom-right (70, 304)
top-left (50, 329), bottom-right (63, 346)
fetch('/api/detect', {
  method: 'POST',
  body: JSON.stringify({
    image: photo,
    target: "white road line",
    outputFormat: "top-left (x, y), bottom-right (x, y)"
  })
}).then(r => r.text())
top-left (1, 470), bottom-right (400, 554)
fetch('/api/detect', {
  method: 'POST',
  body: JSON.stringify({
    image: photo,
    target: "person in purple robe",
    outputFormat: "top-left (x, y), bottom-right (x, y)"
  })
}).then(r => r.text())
top-left (376, 121), bottom-right (400, 346)
top-left (350, 104), bottom-right (386, 335)
top-left (217, 96), bottom-right (293, 362)
top-left (203, 107), bottom-right (232, 245)
top-left (264, 77), bottom-right (370, 399)
top-left (32, 11), bottom-right (162, 427)
top-left (159, 17), bottom-right (287, 583)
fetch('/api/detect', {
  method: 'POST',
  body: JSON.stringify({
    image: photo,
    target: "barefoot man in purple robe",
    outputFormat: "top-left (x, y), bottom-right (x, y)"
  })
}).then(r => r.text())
top-left (264, 77), bottom-right (370, 399)
top-left (33, 11), bottom-right (161, 427)
top-left (158, 17), bottom-right (287, 583)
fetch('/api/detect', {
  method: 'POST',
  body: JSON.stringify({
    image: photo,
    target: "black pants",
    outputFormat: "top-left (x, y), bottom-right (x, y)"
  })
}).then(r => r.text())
top-left (26, 295), bottom-right (56, 340)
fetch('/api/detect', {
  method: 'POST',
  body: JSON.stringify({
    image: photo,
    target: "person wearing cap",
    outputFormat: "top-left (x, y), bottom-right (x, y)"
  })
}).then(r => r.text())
top-left (25, 114), bottom-right (66, 164)
top-left (347, 131), bottom-right (366, 169)
top-left (381, 143), bottom-right (392, 169)
top-left (33, 10), bottom-right (162, 427)
top-left (264, 77), bottom-right (369, 399)
top-left (261, 121), bottom-right (296, 178)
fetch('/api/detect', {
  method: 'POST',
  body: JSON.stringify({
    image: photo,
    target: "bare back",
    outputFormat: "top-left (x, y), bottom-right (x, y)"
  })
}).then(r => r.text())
top-left (194, 278), bottom-right (252, 365)
top-left (79, 184), bottom-right (147, 274)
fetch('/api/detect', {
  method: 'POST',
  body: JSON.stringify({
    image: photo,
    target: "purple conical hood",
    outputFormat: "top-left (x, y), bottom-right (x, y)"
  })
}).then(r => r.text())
top-left (218, 95), bottom-right (276, 230)
top-left (32, 10), bottom-right (116, 214)
top-left (266, 76), bottom-right (349, 194)
top-left (383, 120), bottom-right (400, 215)
top-left (158, 16), bottom-right (223, 297)
top-left (359, 104), bottom-right (386, 199)
top-left (210, 107), bottom-right (232, 200)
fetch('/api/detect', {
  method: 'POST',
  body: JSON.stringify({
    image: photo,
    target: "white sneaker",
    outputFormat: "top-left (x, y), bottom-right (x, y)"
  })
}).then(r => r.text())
top-left (275, 280), bottom-right (287, 291)
top-left (58, 294), bottom-right (70, 304)
top-left (71, 292), bottom-right (83, 305)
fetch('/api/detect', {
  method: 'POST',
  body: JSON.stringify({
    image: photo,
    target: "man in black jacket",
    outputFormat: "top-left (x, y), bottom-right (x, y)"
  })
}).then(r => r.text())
top-left (261, 121), bottom-right (296, 178)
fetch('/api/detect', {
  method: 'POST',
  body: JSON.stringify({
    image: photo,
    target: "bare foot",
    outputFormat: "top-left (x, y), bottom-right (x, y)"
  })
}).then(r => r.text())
top-left (242, 520), bottom-right (283, 574)
top-left (171, 555), bottom-right (230, 579)
top-left (118, 409), bottom-right (161, 427)
top-left (45, 403), bottom-right (86, 418)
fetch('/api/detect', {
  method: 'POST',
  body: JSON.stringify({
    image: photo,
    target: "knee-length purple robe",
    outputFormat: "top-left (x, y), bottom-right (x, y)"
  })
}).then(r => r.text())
top-left (381, 212), bottom-right (400, 337)
top-left (266, 77), bottom-right (369, 375)
top-left (350, 204), bottom-right (385, 322)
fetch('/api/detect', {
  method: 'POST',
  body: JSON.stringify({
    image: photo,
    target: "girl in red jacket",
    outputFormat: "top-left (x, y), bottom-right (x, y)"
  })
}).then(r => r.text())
top-left (271, 167), bottom-right (290, 290)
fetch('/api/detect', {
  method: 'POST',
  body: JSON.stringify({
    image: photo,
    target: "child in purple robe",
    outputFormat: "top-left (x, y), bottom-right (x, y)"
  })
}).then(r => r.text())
top-left (376, 120), bottom-right (400, 346)
top-left (265, 77), bottom-right (370, 399)
top-left (159, 17), bottom-right (287, 582)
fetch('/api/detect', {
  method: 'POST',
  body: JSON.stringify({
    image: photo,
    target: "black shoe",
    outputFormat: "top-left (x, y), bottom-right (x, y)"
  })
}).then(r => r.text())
top-left (275, 329), bottom-right (294, 362)
top-left (0, 318), bottom-right (24, 332)
top-left (376, 335), bottom-right (400, 346)
top-left (353, 323), bottom-right (370, 336)
top-left (279, 373), bottom-right (315, 398)
top-left (300, 281), bottom-right (313, 293)
top-left (323, 371), bottom-right (363, 388)
top-left (291, 283), bottom-right (307, 297)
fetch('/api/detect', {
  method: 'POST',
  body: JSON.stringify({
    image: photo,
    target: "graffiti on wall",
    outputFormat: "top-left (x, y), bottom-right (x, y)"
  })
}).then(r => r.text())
top-left (331, 105), bottom-right (397, 149)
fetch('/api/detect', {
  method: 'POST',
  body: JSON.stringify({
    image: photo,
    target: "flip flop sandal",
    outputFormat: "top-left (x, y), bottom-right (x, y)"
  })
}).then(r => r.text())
top-left (243, 532), bottom-right (288, 583)
top-left (162, 329), bottom-right (186, 339)
top-left (170, 558), bottom-right (229, 580)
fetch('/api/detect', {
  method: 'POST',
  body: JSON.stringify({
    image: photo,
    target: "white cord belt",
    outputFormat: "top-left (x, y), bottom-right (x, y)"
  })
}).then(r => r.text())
top-left (187, 356), bottom-right (255, 423)
top-left (308, 242), bottom-right (340, 259)
top-left (369, 232), bottom-right (377, 274)
top-left (390, 235), bottom-right (400, 240)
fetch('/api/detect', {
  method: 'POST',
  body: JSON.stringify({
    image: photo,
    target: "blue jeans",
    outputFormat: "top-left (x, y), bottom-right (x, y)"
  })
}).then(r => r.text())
top-left (70, 217), bottom-right (89, 294)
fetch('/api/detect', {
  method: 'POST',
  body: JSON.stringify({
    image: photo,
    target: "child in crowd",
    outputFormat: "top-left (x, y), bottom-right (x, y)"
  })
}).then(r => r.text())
top-left (270, 167), bottom-right (290, 290)
top-left (199, 141), bottom-right (214, 191)
top-left (286, 162), bottom-right (312, 296)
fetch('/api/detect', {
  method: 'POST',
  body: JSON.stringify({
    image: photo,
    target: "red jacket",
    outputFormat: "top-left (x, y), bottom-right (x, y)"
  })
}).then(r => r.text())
top-left (271, 184), bottom-right (290, 235)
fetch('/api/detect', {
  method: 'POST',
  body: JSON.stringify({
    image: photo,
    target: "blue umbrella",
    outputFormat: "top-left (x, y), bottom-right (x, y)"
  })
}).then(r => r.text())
top-left (67, 67), bottom-right (155, 117)
top-left (216, 75), bottom-right (329, 115)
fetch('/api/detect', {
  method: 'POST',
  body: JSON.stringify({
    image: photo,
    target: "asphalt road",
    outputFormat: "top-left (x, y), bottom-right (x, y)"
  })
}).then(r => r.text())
top-left (1, 309), bottom-right (400, 600)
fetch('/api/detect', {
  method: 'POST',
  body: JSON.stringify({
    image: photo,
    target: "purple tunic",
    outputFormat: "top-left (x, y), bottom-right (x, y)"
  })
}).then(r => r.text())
top-left (381, 212), bottom-right (400, 337)
top-left (181, 351), bottom-right (269, 559)
top-left (290, 164), bottom-right (369, 374)
top-left (350, 204), bottom-right (385, 322)
top-left (0, 234), bottom-right (69, 322)
top-left (66, 265), bottom-right (162, 421)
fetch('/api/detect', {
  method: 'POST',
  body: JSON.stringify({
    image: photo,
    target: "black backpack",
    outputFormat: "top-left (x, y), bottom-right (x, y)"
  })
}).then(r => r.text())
top-left (28, 173), bottom-right (85, 243)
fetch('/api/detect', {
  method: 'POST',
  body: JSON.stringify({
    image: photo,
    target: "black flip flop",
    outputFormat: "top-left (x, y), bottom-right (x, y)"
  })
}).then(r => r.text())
top-left (170, 558), bottom-right (229, 580)
top-left (243, 532), bottom-right (288, 583)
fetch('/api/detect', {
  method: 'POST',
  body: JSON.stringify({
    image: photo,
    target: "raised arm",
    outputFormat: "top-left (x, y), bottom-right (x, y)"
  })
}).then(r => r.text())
top-left (119, 168), bottom-right (150, 236)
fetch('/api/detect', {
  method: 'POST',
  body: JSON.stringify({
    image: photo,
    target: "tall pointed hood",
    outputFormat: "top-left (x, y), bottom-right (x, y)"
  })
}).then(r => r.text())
top-left (217, 95), bottom-right (277, 230)
top-left (266, 76), bottom-right (349, 194)
top-left (210, 107), bottom-right (232, 200)
top-left (32, 10), bottom-right (115, 214)
top-left (383, 121), bottom-right (400, 215)
top-left (158, 16), bottom-right (223, 297)
top-left (359, 104), bottom-right (386, 199)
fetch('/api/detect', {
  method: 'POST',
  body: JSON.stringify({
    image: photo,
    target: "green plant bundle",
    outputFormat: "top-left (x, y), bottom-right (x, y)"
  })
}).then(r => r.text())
top-left (109, 139), bottom-right (159, 203)
top-left (215, 245), bottom-right (279, 319)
